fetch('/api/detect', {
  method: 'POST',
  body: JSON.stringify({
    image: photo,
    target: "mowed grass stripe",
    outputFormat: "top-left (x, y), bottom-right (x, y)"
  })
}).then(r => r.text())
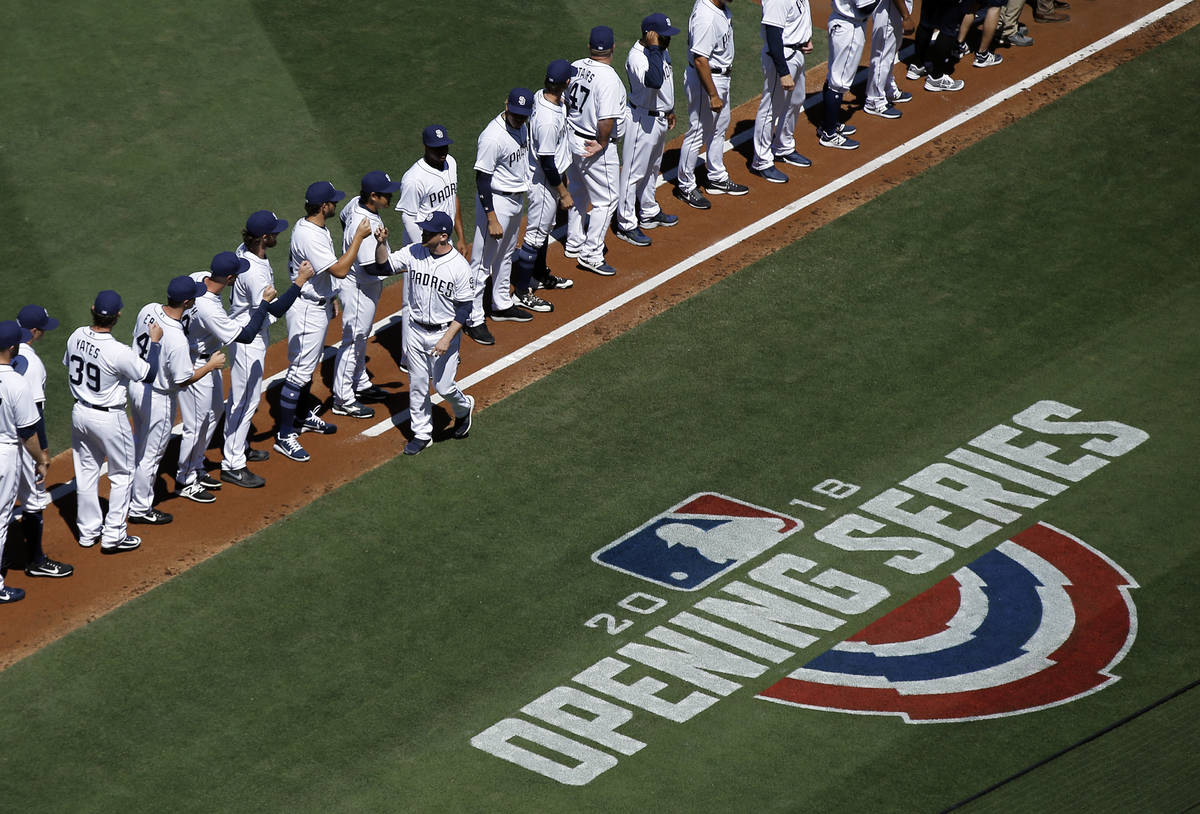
top-left (1, 22), bottom-right (1197, 814)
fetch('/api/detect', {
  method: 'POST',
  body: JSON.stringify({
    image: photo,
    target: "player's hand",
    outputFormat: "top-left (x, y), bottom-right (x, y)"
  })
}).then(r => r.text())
top-left (35, 459), bottom-right (49, 483)
top-left (583, 139), bottom-right (603, 158)
top-left (455, 238), bottom-right (469, 257)
top-left (374, 225), bottom-right (389, 244)
top-left (148, 321), bottom-right (164, 342)
top-left (354, 217), bottom-right (373, 240)
top-left (667, 111), bottom-right (677, 130)
top-left (645, 30), bottom-right (659, 48)
top-left (296, 260), bottom-right (316, 285)
top-left (709, 93), bottom-right (724, 112)
top-left (487, 212), bottom-right (503, 240)
top-left (781, 74), bottom-right (796, 92)
top-left (210, 350), bottom-right (227, 369)
top-left (801, 39), bottom-right (814, 54)
top-left (433, 334), bottom-right (452, 356)
top-left (263, 285), bottom-right (278, 302)
top-left (559, 191), bottom-right (574, 210)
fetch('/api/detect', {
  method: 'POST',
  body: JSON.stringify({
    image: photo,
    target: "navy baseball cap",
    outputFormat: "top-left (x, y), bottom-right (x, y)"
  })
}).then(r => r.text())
top-left (246, 209), bottom-right (289, 237)
top-left (17, 304), bottom-right (59, 332)
top-left (416, 211), bottom-right (454, 235)
top-left (209, 251), bottom-right (251, 281)
top-left (361, 170), bottom-right (402, 195)
top-left (168, 275), bottom-right (207, 302)
top-left (546, 59), bottom-right (577, 85)
top-left (305, 181), bottom-right (346, 205)
top-left (507, 87), bottom-right (534, 117)
top-left (0, 320), bottom-right (32, 349)
top-left (423, 124), bottom-right (453, 148)
top-left (642, 13), bottom-right (680, 36)
top-left (589, 25), bottom-right (615, 51)
top-left (93, 290), bottom-right (123, 317)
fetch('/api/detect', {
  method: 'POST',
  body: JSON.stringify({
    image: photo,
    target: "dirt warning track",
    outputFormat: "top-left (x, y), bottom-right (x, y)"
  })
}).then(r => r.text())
top-left (3, 0), bottom-right (1195, 670)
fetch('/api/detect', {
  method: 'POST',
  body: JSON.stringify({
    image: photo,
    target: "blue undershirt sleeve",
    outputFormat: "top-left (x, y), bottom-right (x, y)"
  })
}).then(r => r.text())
top-left (538, 155), bottom-right (561, 188)
top-left (476, 170), bottom-right (496, 213)
top-left (644, 46), bottom-right (666, 90)
top-left (453, 300), bottom-right (471, 325)
top-left (234, 302), bottom-right (271, 343)
top-left (765, 25), bottom-right (789, 77)
top-left (142, 342), bottom-right (161, 383)
top-left (264, 283), bottom-right (302, 317)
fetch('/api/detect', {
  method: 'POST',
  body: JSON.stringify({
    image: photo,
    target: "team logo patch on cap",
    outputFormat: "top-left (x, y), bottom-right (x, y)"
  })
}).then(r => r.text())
top-left (758, 522), bottom-right (1138, 722)
top-left (592, 493), bottom-right (802, 591)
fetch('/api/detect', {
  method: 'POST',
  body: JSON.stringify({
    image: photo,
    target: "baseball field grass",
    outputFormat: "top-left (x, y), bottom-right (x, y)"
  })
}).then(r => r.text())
top-left (1, 19), bottom-right (1196, 813)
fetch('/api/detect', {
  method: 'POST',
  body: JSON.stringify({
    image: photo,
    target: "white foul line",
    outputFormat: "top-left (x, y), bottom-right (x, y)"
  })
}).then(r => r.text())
top-left (362, 0), bottom-right (1190, 438)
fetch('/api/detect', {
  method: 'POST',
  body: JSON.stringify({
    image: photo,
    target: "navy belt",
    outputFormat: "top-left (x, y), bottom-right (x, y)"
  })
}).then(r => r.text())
top-left (77, 400), bottom-right (119, 412)
top-left (413, 319), bottom-right (451, 331)
top-left (573, 129), bottom-right (598, 140)
top-left (632, 104), bottom-right (669, 118)
top-left (785, 42), bottom-right (805, 49)
top-left (692, 64), bottom-right (731, 76)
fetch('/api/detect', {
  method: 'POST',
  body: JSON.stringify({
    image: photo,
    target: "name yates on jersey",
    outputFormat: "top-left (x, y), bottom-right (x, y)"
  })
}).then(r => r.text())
top-left (471, 400), bottom-right (1148, 785)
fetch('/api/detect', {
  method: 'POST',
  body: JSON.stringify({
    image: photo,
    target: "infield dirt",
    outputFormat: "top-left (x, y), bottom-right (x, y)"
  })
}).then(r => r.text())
top-left (3, 0), bottom-right (1196, 670)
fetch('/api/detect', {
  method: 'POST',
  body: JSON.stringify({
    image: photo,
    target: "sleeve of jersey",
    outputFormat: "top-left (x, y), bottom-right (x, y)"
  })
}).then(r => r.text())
top-left (452, 258), bottom-right (474, 304)
top-left (11, 384), bottom-right (39, 433)
top-left (117, 345), bottom-right (153, 384)
top-left (397, 174), bottom-right (416, 215)
top-left (298, 228), bottom-right (338, 275)
top-left (387, 246), bottom-right (414, 273)
top-left (763, 25), bottom-right (789, 75)
top-left (643, 47), bottom-right (666, 89)
top-left (169, 342), bottom-right (193, 387)
top-left (691, 18), bottom-right (716, 59)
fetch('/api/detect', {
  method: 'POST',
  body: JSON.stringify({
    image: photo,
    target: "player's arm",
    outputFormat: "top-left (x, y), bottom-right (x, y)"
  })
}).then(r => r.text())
top-left (763, 25), bottom-right (794, 89)
top-left (538, 154), bottom-right (573, 209)
top-left (138, 321), bottom-right (164, 383)
top-left (434, 301), bottom-right (470, 357)
top-left (385, 245), bottom-right (415, 275)
top-left (18, 423), bottom-right (50, 482)
top-left (893, 0), bottom-right (911, 23)
top-left (327, 217), bottom-right (373, 279)
top-left (595, 117), bottom-right (616, 150)
top-left (643, 34), bottom-right (666, 89)
top-left (476, 170), bottom-right (504, 239)
top-left (264, 263), bottom-right (314, 317)
top-left (178, 350), bottom-right (227, 388)
top-left (454, 196), bottom-right (469, 258)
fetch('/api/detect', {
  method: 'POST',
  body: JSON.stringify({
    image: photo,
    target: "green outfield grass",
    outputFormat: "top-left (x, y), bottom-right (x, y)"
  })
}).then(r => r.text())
top-left (2, 0), bottom-right (798, 443)
top-left (1, 12), bottom-right (1197, 814)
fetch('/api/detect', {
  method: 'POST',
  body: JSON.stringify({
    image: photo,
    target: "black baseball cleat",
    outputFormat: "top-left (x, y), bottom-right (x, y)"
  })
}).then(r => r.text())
top-left (356, 385), bottom-right (390, 402)
top-left (0, 586), bottom-right (26, 603)
top-left (246, 448), bottom-right (270, 462)
top-left (220, 467), bottom-right (266, 488)
top-left (704, 178), bottom-right (750, 196)
top-left (196, 472), bottom-right (222, 490)
top-left (454, 395), bottom-right (475, 440)
top-left (101, 535), bottom-right (142, 555)
top-left (673, 185), bottom-right (712, 210)
top-left (128, 508), bottom-right (173, 525)
top-left (464, 323), bottom-right (495, 345)
top-left (25, 557), bottom-right (74, 578)
top-left (404, 437), bottom-right (432, 456)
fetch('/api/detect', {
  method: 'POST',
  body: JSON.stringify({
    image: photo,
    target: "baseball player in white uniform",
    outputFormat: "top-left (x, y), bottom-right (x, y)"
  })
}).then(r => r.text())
top-left (177, 253), bottom-right (281, 500)
top-left (13, 305), bottom-right (72, 579)
top-left (334, 171), bottom-right (401, 418)
top-left (127, 276), bottom-right (220, 525)
top-left (275, 181), bottom-right (373, 463)
top-left (864, 0), bottom-right (915, 118)
top-left (750, 0), bottom-right (815, 183)
top-left (676, 0), bottom-right (747, 210)
top-left (818, 0), bottom-right (877, 149)
top-left (379, 211), bottom-right (474, 456)
top-left (565, 25), bottom-right (626, 277)
top-left (63, 291), bottom-right (162, 553)
top-left (396, 127), bottom-right (470, 354)
top-left (1, 321), bottom-right (54, 602)
top-left (470, 87), bottom-right (536, 328)
top-left (615, 13), bottom-right (681, 246)
top-left (514, 60), bottom-right (578, 305)
top-left (223, 210), bottom-right (306, 486)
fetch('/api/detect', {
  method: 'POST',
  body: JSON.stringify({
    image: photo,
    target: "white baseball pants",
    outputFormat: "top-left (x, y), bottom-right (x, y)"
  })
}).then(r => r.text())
top-left (470, 192), bottom-right (525, 318)
top-left (285, 299), bottom-right (332, 389)
top-left (826, 16), bottom-right (869, 95)
top-left (71, 402), bottom-right (136, 544)
top-left (566, 134), bottom-right (621, 265)
top-left (678, 67), bottom-right (733, 192)
top-left (334, 278), bottom-right (381, 403)
top-left (867, 1), bottom-right (905, 107)
top-left (176, 364), bottom-right (223, 487)
top-left (128, 380), bottom-right (176, 515)
top-left (405, 322), bottom-right (471, 441)
top-left (223, 339), bottom-right (266, 471)
top-left (752, 48), bottom-right (807, 170)
top-left (617, 108), bottom-right (669, 231)
top-left (0, 444), bottom-right (18, 589)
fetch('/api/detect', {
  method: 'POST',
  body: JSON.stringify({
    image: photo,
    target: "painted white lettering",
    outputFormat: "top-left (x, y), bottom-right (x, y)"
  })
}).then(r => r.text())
top-left (618, 627), bottom-right (768, 696)
top-left (859, 488), bottom-right (1000, 548)
top-left (749, 553), bottom-right (890, 615)
top-left (573, 657), bottom-right (718, 723)
top-left (668, 611), bottom-right (795, 663)
top-left (902, 463), bottom-right (1045, 523)
top-left (945, 448), bottom-right (1067, 496)
top-left (521, 687), bottom-right (646, 756)
top-left (470, 718), bottom-right (617, 786)
top-left (970, 425), bottom-right (1108, 482)
top-left (813, 513), bottom-right (953, 574)
top-left (1012, 400), bottom-right (1150, 457)
top-left (618, 592), bottom-right (667, 615)
top-left (814, 479), bottom-right (860, 499)
top-left (694, 582), bottom-right (845, 648)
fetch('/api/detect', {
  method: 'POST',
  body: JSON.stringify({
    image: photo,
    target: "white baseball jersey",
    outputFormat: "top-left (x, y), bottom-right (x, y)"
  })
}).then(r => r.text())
top-left (396, 155), bottom-right (460, 227)
top-left (627, 41), bottom-right (675, 112)
top-left (0, 364), bottom-right (38, 444)
top-left (16, 343), bottom-right (47, 404)
top-left (567, 58), bottom-right (628, 139)
top-left (339, 196), bottom-right (388, 296)
top-left (132, 304), bottom-right (192, 393)
top-left (188, 286), bottom-right (243, 358)
top-left (63, 328), bottom-right (149, 408)
top-left (830, 0), bottom-right (881, 19)
top-left (231, 246), bottom-right (277, 344)
top-left (289, 217), bottom-right (340, 301)
top-left (689, 0), bottom-right (736, 71)
top-left (475, 113), bottom-right (532, 193)
top-left (389, 245), bottom-right (473, 325)
top-left (761, 0), bottom-right (813, 47)
top-left (529, 89), bottom-right (572, 178)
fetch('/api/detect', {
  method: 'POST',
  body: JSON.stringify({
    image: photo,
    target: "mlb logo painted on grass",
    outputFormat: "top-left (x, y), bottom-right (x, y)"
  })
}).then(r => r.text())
top-left (592, 493), bottom-right (802, 591)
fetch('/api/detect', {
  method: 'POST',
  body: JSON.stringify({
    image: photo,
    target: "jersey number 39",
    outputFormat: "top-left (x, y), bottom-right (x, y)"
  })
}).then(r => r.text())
top-left (68, 354), bottom-right (102, 392)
